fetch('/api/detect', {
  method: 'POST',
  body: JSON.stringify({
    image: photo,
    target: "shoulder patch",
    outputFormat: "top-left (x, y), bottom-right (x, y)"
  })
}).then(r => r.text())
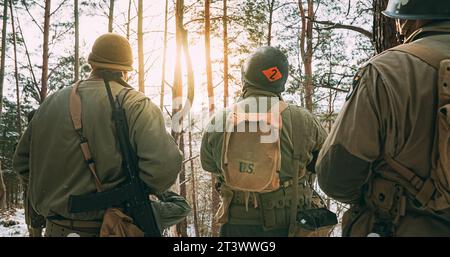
top-left (346, 68), bottom-right (366, 101)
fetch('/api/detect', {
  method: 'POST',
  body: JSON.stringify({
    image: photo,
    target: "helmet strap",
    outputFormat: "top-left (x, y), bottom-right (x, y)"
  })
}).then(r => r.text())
top-left (395, 19), bottom-right (406, 44)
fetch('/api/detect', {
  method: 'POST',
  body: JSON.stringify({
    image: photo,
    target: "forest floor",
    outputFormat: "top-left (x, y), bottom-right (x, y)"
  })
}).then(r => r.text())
top-left (0, 209), bottom-right (28, 237)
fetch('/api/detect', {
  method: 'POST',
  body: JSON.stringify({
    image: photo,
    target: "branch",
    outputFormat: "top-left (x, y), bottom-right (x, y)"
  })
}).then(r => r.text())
top-left (22, 0), bottom-right (44, 33)
top-left (313, 19), bottom-right (373, 39)
top-left (50, 0), bottom-right (69, 16)
top-left (184, 16), bottom-right (223, 27)
top-left (183, 155), bottom-right (199, 164)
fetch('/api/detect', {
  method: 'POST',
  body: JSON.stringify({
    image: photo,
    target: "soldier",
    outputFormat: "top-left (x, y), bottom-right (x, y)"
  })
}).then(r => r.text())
top-left (13, 33), bottom-right (184, 237)
top-left (316, 0), bottom-right (450, 236)
top-left (201, 46), bottom-right (333, 237)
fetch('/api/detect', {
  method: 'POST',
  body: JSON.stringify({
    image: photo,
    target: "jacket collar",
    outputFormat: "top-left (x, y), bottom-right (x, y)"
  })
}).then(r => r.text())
top-left (405, 20), bottom-right (450, 43)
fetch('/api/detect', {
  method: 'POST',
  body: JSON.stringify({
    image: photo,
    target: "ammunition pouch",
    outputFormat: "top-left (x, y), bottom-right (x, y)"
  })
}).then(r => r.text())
top-left (225, 180), bottom-right (312, 231)
top-left (344, 175), bottom-right (407, 237)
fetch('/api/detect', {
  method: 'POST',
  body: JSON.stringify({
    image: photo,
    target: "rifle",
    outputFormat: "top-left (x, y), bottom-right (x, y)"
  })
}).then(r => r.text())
top-left (68, 71), bottom-right (161, 237)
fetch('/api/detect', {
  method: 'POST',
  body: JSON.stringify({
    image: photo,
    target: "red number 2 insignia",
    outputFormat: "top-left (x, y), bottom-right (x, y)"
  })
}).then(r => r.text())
top-left (262, 66), bottom-right (283, 82)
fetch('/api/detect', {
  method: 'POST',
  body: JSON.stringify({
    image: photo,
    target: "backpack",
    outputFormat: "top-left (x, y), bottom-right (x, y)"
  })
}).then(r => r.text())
top-left (220, 99), bottom-right (287, 193)
top-left (383, 44), bottom-right (450, 212)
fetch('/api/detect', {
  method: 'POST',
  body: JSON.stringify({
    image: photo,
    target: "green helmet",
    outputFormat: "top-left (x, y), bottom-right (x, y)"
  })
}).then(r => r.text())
top-left (242, 46), bottom-right (289, 94)
top-left (383, 0), bottom-right (450, 20)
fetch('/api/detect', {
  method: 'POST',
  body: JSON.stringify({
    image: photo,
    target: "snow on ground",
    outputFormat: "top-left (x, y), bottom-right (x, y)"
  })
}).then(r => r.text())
top-left (0, 209), bottom-right (29, 237)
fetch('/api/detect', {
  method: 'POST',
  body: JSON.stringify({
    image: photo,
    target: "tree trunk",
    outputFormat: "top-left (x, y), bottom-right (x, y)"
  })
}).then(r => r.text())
top-left (178, 24), bottom-right (195, 238)
top-left (40, 0), bottom-right (51, 103)
top-left (126, 0), bottom-right (132, 40)
top-left (267, 0), bottom-right (276, 46)
top-left (188, 130), bottom-right (200, 237)
top-left (0, 0), bottom-right (8, 118)
top-left (9, 1), bottom-right (21, 136)
top-left (204, 0), bottom-right (219, 237)
top-left (176, 134), bottom-right (188, 237)
top-left (223, 0), bottom-right (229, 108)
top-left (74, 0), bottom-right (79, 82)
top-left (160, 0), bottom-right (169, 110)
top-left (298, 0), bottom-right (314, 112)
top-left (204, 0), bottom-right (214, 116)
top-left (373, 0), bottom-right (399, 53)
top-left (137, 0), bottom-right (144, 93)
top-left (108, 0), bottom-right (114, 32)
top-left (172, 0), bottom-right (184, 140)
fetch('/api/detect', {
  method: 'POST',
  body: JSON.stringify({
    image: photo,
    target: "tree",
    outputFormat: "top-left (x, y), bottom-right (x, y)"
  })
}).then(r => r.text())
top-left (223, 0), bottom-right (229, 108)
top-left (9, 0), bottom-right (22, 135)
top-left (126, 0), bottom-right (131, 40)
top-left (204, 0), bottom-right (214, 116)
top-left (137, 0), bottom-right (144, 92)
top-left (108, 0), bottom-right (114, 32)
top-left (188, 130), bottom-right (200, 236)
top-left (298, 0), bottom-right (314, 112)
top-left (40, 0), bottom-right (51, 103)
top-left (74, 0), bottom-right (79, 82)
top-left (203, 0), bottom-right (220, 237)
top-left (0, 0), bottom-right (8, 119)
top-left (266, 0), bottom-right (276, 46)
top-left (373, 0), bottom-right (399, 53)
top-left (160, 0), bottom-right (168, 110)
top-left (172, 0), bottom-right (195, 237)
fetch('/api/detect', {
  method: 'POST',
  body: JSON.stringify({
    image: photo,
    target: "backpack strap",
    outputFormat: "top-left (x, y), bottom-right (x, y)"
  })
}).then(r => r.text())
top-left (222, 101), bottom-right (287, 167)
top-left (69, 80), bottom-right (103, 192)
top-left (388, 43), bottom-right (447, 70)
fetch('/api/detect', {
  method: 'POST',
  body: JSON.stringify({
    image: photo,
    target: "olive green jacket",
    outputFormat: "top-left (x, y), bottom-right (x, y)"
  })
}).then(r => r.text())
top-left (13, 78), bottom-right (182, 221)
top-left (316, 21), bottom-right (450, 236)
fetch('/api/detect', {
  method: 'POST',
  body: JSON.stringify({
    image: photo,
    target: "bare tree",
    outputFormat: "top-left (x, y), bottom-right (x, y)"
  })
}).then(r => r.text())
top-left (126, 0), bottom-right (132, 40)
top-left (298, 0), bottom-right (314, 112)
top-left (9, 0), bottom-right (22, 135)
top-left (205, 0), bottom-right (214, 116)
top-left (223, 0), bottom-right (229, 108)
top-left (74, 0), bottom-right (79, 82)
top-left (40, 0), bottom-right (51, 103)
top-left (204, 0), bottom-right (220, 237)
top-left (172, 0), bottom-right (195, 237)
top-left (137, 0), bottom-right (144, 92)
top-left (188, 130), bottom-right (200, 237)
top-left (160, 0), bottom-right (169, 110)
top-left (0, 0), bottom-right (8, 118)
top-left (267, 0), bottom-right (276, 46)
top-left (108, 0), bottom-right (114, 32)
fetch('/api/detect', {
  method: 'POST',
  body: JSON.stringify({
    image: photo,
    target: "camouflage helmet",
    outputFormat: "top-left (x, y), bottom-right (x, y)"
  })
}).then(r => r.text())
top-left (383, 0), bottom-right (450, 20)
top-left (242, 46), bottom-right (289, 94)
top-left (88, 33), bottom-right (134, 71)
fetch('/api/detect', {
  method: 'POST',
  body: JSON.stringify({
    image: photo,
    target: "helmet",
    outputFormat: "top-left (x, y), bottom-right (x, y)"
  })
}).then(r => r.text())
top-left (242, 46), bottom-right (289, 94)
top-left (88, 33), bottom-right (133, 71)
top-left (383, 0), bottom-right (450, 20)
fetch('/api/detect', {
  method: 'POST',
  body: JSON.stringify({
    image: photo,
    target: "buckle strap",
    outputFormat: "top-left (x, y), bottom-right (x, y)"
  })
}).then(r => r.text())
top-left (383, 154), bottom-right (436, 208)
top-left (69, 81), bottom-right (104, 192)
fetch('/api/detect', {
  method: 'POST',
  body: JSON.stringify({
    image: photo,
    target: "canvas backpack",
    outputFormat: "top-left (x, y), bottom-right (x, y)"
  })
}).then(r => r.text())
top-left (381, 44), bottom-right (450, 212)
top-left (220, 99), bottom-right (287, 193)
